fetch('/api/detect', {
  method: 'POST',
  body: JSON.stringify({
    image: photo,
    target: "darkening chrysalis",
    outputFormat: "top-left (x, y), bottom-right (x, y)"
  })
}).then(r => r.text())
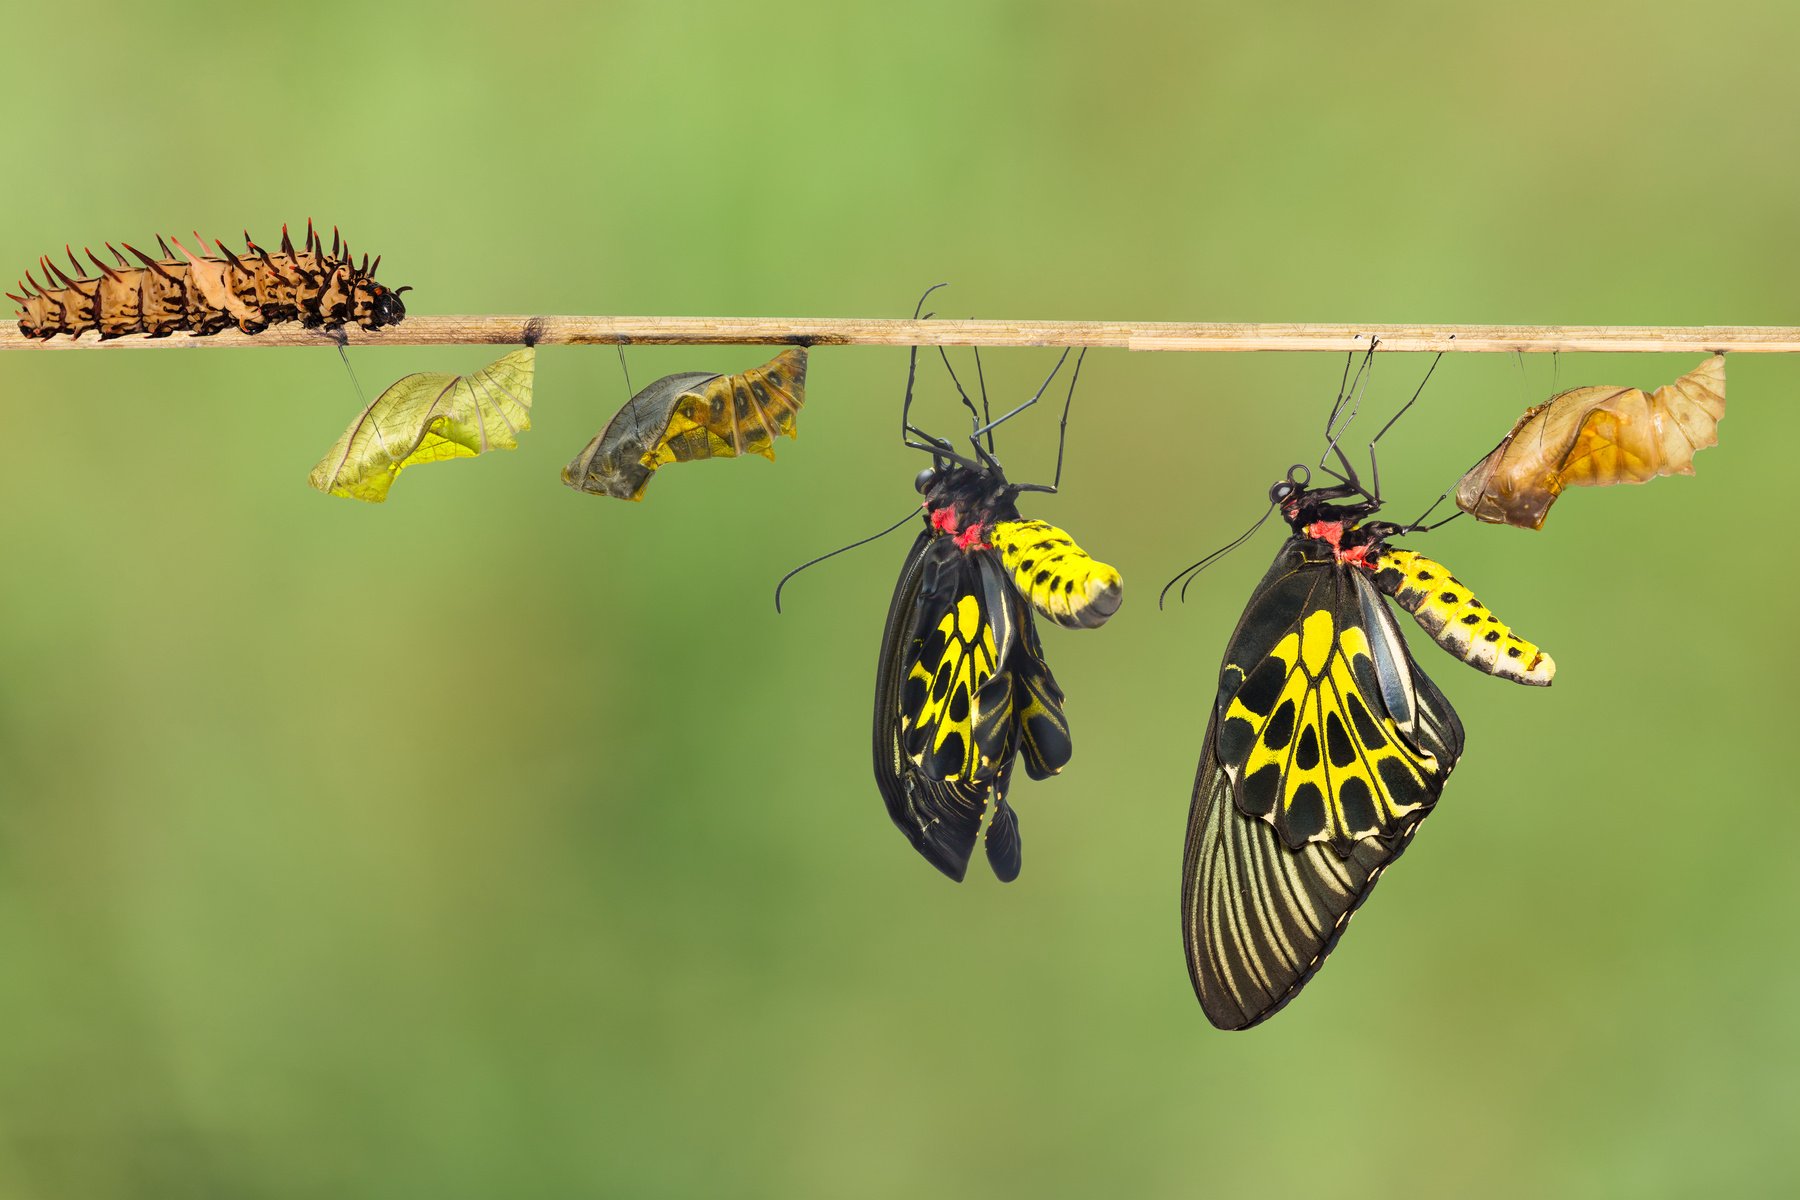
top-left (561, 348), bottom-right (807, 500)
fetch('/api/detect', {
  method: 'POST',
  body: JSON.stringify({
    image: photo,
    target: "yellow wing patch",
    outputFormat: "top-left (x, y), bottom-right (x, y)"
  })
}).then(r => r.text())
top-left (1371, 549), bottom-right (1554, 686)
top-left (1218, 611), bottom-right (1443, 851)
top-left (902, 594), bottom-right (1001, 782)
top-left (643, 348), bottom-right (806, 466)
top-left (988, 519), bottom-right (1123, 629)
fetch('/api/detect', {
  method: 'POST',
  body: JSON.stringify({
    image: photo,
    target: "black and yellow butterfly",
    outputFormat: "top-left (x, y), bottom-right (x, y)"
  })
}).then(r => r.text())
top-left (1179, 359), bottom-right (1554, 1028)
top-left (867, 316), bottom-right (1122, 882)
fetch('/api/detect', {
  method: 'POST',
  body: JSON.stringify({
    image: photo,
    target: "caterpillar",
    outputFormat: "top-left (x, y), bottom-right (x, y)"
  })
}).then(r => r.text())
top-left (7, 221), bottom-right (408, 340)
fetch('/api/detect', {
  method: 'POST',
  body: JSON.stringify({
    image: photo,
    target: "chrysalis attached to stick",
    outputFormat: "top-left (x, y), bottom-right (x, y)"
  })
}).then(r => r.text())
top-left (561, 348), bottom-right (806, 500)
top-left (309, 348), bottom-right (535, 502)
top-left (1455, 355), bottom-right (1726, 530)
top-left (7, 222), bottom-right (406, 339)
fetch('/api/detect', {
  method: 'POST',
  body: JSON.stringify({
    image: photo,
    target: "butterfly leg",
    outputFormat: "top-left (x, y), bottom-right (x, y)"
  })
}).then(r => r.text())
top-left (970, 348), bottom-right (1073, 486)
top-left (1013, 347), bottom-right (1087, 495)
top-left (935, 346), bottom-right (1004, 471)
top-left (1318, 343), bottom-right (1379, 499)
top-left (1363, 350), bottom-right (1444, 506)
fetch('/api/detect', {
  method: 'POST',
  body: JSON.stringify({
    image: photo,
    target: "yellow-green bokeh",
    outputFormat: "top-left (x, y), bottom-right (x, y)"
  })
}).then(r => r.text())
top-left (2, 2), bottom-right (1796, 1195)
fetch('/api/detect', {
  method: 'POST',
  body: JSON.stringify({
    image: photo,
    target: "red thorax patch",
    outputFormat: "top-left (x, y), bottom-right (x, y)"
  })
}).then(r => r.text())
top-left (1303, 519), bottom-right (1377, 569)
top-left (1304, 520), bottom-right (1344, 549)
top-left (953, 522), bottom-right (986, 551)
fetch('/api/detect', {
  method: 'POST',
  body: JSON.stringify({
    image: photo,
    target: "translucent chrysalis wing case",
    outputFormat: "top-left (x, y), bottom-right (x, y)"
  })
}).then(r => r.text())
top-left (562, 349), bottom-right (807, 500)
top-left (869, 326), bottom-right (1121, 883)
top-left (1455, 354), bottom-right (1725, 529)
top-left (309, 349), bottom-right (536, 502)
top-left (9, 222), bottom-right (406, 339)
top-left (1179, 354), bottom-right (1553, 1029)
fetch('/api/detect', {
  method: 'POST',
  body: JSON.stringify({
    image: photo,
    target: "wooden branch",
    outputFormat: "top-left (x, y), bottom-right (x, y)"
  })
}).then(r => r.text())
top-left (2, 315), bottom-right (1796, 353)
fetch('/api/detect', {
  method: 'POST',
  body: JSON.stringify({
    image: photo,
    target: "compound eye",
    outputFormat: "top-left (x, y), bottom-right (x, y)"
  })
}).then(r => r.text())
top-left (913, 467), bottom-right (936, 494)
top-left (1268, 480), bottom-right (1294, 505)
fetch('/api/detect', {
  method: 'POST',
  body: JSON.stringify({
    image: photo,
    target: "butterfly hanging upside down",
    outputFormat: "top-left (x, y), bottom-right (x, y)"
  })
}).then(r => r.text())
top-left (856, 301), bottom-right (1122, 883)
top-left (1180, 356), bottom-right (1554, 1029)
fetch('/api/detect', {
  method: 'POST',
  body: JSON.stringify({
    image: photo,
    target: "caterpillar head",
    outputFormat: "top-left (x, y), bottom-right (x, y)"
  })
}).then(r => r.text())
top-left (364, 282), bottom-right (408, 328)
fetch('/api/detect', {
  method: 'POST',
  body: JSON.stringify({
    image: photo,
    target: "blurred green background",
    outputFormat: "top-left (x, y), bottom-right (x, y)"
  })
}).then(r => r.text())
top-left (1, 1), bottom-right (1795, 1195)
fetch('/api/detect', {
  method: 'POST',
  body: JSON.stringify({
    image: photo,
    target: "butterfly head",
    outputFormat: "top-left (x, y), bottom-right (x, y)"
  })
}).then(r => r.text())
top-left (1271, 464), bottom-right (1382, 528)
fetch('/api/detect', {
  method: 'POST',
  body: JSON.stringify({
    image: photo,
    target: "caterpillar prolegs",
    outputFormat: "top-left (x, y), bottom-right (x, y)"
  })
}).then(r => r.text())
top-left (7, 222), bottom-right (408, 340)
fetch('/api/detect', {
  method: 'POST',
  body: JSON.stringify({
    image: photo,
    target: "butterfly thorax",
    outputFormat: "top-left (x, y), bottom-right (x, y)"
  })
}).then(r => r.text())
top-left (1277, 487), bottom-right (1399, 573)
top-left (917, 462), bottom-right (1021, 554)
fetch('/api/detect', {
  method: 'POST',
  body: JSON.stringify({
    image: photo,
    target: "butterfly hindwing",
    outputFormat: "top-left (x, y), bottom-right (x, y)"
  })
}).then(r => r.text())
top-left (985, 761), bottom-right (1023, 884)
top-left (1013, 611), bottom-right (1071, 779)
top-left (898, 543), bottom-right (1018, 783)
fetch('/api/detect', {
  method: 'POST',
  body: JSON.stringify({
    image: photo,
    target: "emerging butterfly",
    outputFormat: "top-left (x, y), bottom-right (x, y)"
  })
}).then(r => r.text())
top-left (1177, 352), bottom-right (1554, 1029)
top-left (781, 289), bottom-right (1122, 882)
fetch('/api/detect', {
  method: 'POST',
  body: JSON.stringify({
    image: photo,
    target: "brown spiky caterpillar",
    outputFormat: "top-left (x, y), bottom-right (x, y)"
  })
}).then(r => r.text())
top-left (7, 221), bottom-right (408, 340)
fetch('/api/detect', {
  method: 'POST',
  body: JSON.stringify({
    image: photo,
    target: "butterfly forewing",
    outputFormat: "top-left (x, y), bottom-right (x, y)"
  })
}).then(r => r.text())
top-left (1183, 537), bottom-right (1466, 1028)
top-left (874, 533), bottom-right (997, 881)
top-left (1210, 543), bottom-right (1463, 852)
top-left (898, 545), bottom-right (1019, 783)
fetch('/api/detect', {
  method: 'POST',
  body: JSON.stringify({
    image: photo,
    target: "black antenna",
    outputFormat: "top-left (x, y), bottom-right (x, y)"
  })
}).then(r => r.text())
top-left (774, 505), bottom-right (921, 613)
top-left (1160, 501), bottom-right (1281, 609)
top-left (1160, 463), bottom-right (1310, 608)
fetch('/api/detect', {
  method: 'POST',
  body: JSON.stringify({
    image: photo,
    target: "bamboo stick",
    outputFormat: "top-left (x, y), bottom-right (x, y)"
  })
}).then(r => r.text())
top-left (1, 315), bottom-right (1794, 353)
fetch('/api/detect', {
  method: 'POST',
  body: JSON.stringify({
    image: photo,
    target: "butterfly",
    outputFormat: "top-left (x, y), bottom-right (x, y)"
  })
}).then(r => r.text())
top-left (778, 292), bottom-right (1121, 882)
top-left (1177, 353), bottom-right (1554, 1028)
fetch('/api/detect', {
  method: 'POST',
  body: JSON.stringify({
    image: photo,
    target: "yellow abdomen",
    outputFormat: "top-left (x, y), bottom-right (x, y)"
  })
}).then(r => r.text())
top-left (1370, 548), bottom-right (1554, 686)
top-left (989, 519), bottom-right (1123, 630)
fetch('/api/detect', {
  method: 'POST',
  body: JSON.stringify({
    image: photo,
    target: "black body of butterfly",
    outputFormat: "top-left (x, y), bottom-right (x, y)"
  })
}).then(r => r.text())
top-left (1180, 360), bottom-right (1554, 1029)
